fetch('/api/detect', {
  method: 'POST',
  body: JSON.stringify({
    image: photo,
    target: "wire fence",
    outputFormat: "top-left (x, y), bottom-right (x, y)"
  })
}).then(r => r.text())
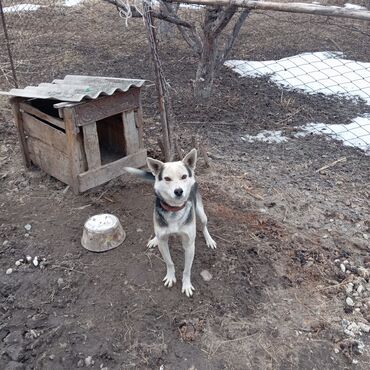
top-left (0, 1), bottom-right (370, 156)
top-left (225, 50), bottom-right (370, 155)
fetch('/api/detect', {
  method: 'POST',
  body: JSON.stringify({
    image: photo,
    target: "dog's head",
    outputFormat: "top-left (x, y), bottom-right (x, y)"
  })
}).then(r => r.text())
top-left (147, 149), bottom-right (197, 207)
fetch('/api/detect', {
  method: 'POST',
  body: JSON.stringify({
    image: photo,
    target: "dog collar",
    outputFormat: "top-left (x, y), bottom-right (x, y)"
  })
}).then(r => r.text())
top-left (160, 201), bottom-right (187, 212)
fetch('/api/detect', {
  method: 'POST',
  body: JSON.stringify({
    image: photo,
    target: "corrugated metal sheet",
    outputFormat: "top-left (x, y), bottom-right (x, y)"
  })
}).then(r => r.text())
top-left (0, 75), bottom-right (145, 102)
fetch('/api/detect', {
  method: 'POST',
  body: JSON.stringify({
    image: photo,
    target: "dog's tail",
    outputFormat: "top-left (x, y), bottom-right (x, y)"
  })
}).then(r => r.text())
top-left (124, 167), bottom-right (155, 183)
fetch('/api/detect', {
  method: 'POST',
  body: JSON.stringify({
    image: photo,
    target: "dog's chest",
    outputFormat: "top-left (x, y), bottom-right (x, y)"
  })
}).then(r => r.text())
top-left (157, 203), bottom-right (193, 234)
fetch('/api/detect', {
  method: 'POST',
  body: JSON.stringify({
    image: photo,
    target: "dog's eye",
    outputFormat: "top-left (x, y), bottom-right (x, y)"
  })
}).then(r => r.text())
top-left (164, 177), bottom-right (172, 181)
top-left (181, 174), bottom-right (187, 180)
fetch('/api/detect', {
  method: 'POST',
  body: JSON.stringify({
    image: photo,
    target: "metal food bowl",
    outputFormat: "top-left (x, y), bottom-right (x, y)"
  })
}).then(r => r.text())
top-left (81, 214), bottom-right (126, 252)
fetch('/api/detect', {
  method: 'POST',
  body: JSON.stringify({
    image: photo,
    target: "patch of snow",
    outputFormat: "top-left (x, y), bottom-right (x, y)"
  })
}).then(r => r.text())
top-left (180, 4), bottom-right (204, 9)
top-left (241, 130), bottom-right (288, 144)
top-left (344, 3), bottom-right (366, 10)
top-left (64, 0), bottom-right (83, 7)
top-left (3, 4), bottom-right (41, 13)
top-left (225, 51), bottom-right (370, 104)
top-left (296, 115), bottom-right (370, 155)
top-left (152, 1), bottom-right (203, 9)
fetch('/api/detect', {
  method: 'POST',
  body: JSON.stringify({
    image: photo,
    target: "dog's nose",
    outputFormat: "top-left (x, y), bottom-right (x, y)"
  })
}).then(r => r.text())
top-left (174, 188), bottom-right (183, 197)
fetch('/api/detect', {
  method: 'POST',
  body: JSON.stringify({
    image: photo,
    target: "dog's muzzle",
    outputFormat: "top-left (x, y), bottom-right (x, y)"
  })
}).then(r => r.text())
top-left (174, 188), bottom-right (183, 198)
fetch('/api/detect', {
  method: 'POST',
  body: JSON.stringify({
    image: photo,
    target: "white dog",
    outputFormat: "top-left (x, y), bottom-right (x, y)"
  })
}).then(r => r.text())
top-left (125, 149), bottom-right (216, 297)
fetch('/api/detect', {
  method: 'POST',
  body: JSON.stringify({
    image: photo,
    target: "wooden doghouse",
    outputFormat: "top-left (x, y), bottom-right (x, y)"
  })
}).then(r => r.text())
top-left (2, 75), bottom-right (147, 194)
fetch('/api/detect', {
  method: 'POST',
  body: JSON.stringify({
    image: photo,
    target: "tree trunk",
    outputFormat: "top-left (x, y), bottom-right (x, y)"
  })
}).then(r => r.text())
top-left (194, 38), bottom-right (218, 100)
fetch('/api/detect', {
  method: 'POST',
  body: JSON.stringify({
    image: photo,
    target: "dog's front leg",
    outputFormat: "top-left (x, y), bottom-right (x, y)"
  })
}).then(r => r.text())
top-left (195, 192), bottom-right (217, 249)
top-left (157, 235), bottom-right (176, 288)
top-left (181, 234), bottom-right (196, 297)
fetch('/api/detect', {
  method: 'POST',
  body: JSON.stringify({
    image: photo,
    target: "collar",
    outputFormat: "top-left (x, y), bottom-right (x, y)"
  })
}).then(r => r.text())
top-left (160, 201), bottom-right (187, 212)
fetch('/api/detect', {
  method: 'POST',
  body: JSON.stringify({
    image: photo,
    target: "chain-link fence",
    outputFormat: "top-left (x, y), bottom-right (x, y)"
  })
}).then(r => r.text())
top-left (225, 50), bottom-right (370, 155)
top-left (1, 1), bottom-right (370, 156)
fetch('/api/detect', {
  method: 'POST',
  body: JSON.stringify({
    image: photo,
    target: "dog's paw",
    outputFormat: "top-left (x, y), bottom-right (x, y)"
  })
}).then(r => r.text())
top-left (163, 272), bottom-right (176, 288)
top-left (182, 280), bottom-right (195, 297)
top-left (206, 236), bottom-right (217, 250)
top-left (147, 237), bottom-right (158, 248)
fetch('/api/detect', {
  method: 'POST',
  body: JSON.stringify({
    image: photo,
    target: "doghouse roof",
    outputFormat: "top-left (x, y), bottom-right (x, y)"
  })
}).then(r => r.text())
top-left (0, 75), bottom-right (145, 102)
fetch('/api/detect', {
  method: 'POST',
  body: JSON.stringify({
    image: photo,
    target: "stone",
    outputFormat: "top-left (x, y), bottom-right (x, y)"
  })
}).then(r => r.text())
top-left (77, 359), bottom-right (84, 368)
top-left (346, 283), bottom-right (354, 295)
top-left (340, 264), bottom-right (346, 273)
top-left (85, 356), bottom-right (94, 367)
top-left (24, 224), bottom-right (32, 231)
top-left (357, 284), bottom-right (364, 294)
top-left (200, 270), bottom-right (212, 282)
top-left (358, 267), bottom-right (369, 279)
top-left (6, 268), bottom-right (13, 275)
top-left (347, 322), bottom-right (361, 335)
top-left (346, 297), bottom-right (355, 307)
top-left (358, 322), bottom-right (370, 333)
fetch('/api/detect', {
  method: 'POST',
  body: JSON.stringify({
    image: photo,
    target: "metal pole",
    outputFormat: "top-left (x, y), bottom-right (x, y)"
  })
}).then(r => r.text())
top-left (0, 0), bottom-right (18, 87)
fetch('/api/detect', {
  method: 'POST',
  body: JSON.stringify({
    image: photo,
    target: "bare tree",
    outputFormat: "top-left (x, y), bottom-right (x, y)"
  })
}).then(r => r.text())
top-left (105, 0), bottom-right (250, 101)
top-left (157, 1), bottom-right (250, 100)
top-left (157, 3), bottom-right (180, 41)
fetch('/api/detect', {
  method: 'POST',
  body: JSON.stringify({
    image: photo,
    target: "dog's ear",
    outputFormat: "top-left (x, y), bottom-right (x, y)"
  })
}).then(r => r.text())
top-left (146, 157), bottom-right (164, 177)
top-left (182, 148), bottom-right (197, 171)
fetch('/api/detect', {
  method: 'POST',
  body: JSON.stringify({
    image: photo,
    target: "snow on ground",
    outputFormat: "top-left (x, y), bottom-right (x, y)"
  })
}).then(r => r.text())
top-left (241, 130), bottom-right (288, 144)
top-left (240, 116), bottom-right (370, 155)
top-left (227, 51), bottom-right (370, 155)
top-left (344, 3), bottom-right (367, 10)
top-left (225, 51), bottom-right (370, 104)
top-left (3, 4), bottom-right (41, 13)
top-left (297, 116), bottom-right (370, 155)
top-left (64, 0), bottom-right (83, 7)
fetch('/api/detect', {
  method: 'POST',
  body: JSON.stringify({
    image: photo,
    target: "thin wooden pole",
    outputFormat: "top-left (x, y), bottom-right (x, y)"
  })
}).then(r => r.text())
top-left (143, 2), bottom-right (173, 161)
top-left (0, 0), bottom-right (18, 87)
top-left (168, 0), bottom-right (370, 21)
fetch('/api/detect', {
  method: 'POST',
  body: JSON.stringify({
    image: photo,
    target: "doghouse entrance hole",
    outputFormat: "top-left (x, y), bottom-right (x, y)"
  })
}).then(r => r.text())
top-left (96, 114), bottom-right (126, 165)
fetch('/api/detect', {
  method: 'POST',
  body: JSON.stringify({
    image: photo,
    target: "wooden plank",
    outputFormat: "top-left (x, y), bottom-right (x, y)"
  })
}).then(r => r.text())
top-left (82, 123), bottom-right (101, 170)
top-left (64, 108), bottom-right (86, 194)
top-left (19, 102), bottom-right (65, 130)
top-left (74, 88), bottom-right (140, 126)
top-left (170, 0), bottom-right (370, 21)
top-left (135, 106), bottom-right (144, 149)
top-left (22, 112), bottom-right (67, 154)
top-left (78, 149), bottom-right (147, 192)
top-left (27, 137), bottom-right (71, 185)
top-left (10, 97), bottom-right (31, 168)
top-left (123, 110), bottom-right (140, 155)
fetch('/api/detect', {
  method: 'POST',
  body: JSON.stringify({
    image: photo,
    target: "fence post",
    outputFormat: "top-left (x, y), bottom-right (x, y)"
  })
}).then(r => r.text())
top-left (0, 0), bottom-right (18, 87)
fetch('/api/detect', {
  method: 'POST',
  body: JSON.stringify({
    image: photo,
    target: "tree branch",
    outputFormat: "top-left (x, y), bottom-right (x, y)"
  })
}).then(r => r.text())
top-left (159, 0), bottom-right (203, 55)
top-left (216, 9), bottom-right (250, 67)
top-left (102, 0), bottom-right (193, 28)
top-left (212, 5), bottom-right (238, 37)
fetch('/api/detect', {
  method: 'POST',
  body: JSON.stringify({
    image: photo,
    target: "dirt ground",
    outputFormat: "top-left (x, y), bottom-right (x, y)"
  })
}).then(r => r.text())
top-left (1, 2), bottom-right (370, 370)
